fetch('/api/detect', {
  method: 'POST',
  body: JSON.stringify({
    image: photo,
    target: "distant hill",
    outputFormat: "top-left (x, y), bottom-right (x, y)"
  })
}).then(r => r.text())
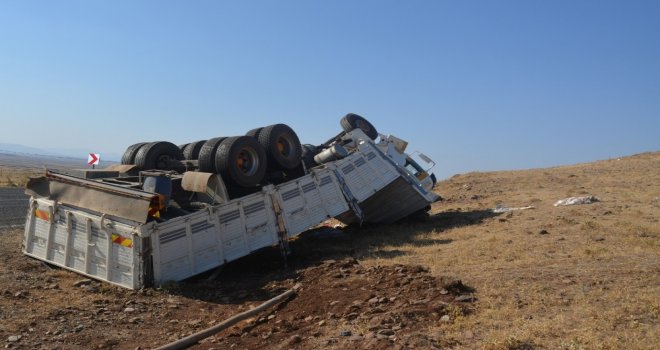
top-left (0, 151), bottom-right (118, 170)
top-left (0, 143), bottom-right (121, 162)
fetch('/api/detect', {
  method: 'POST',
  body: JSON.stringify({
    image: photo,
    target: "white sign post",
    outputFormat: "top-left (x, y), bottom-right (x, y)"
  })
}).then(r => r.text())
top-left (88, 153), bottom-right (100, 169)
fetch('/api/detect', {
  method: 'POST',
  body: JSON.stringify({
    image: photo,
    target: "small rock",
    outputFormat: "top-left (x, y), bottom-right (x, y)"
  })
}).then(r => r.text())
top-left (123, 307), bottom-right (136, 313)
top-left (304, 316), bottom-right (313, 322)
top-left (317, 320), bottom-right (326, 326)
top-left (345, 312), bottom-right (359, 320)
top-left (440, 315), bottom-right (451, 323)
top-left (539, 229), bottom-right (550, 235)
top-left (455, 295), bottom-right (477, 302)
top-left (73, 325), bottom-right (84, 332)
top-left (292, 283), bottom-right (303, 291)
top-left (368, 297), bottom-right (379, 304)
top-left (287, 335), bottom-right (302, 345)
top-left (47, 284), bottom-right (60, 290)
top-left (340, 330), bottom-right (352, 337)
top-left (376, 333), bottom-right (390, 340)
top-left (73, 279), bottom-right (93, 287)
top-left (7, 335), bottom-right (21, 342)
top-left (13, 291), bottom-right (27, 298)
top-left (267, 315), bottom-right (276, 320)
top-left (377, 329), bottom-right (394, 336)
top-left (349, 335), bottom-right (364, 341)
top-left (439, 289), bottom-right (449, 295)
top-left (129, 317), bottom-right (141, 324)
top-left (594, 237), bottom-right (605, 242)
top-left (329, 301), bottom-right (339, 306)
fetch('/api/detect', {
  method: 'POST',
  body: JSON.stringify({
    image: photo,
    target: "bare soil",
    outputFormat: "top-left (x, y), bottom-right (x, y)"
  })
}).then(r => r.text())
top-left (1, 152), bottom-right (658, 349)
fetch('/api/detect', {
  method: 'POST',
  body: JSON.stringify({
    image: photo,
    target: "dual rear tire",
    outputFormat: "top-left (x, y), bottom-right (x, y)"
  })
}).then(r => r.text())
top-left (120, 115), bottom-right (374, 190)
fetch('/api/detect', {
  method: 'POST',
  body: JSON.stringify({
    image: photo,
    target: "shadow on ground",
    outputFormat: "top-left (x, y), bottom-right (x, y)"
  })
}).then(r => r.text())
top-left (167, 209), bottom-right (496, 304)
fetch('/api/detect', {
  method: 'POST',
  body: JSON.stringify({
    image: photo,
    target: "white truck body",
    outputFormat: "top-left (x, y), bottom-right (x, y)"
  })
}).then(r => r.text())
top-left (22, 131), bottom-right (439, 289)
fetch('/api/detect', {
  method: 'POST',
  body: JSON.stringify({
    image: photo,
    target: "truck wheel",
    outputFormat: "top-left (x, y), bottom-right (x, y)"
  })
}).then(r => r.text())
top-left (121, 142), bottom-right (148, 165)
top-left (178, 143), bottom-right (189, 151)
top-left (198, 137), bottom-right (227, 173)
top-left (215, 136), bottom-right (267, 188)
top-left (245, 127), bottom-right (263, 139)
top-left (301, 144), bottom-right (319, 170)
top-left (257, 124), bottom-right (302, 170)
top-left (183, 140), bottom-right (207, 160)
top-left (340, 113), bottom-right (378, 140)
top-left (134, 141), bottom-right (184, 170)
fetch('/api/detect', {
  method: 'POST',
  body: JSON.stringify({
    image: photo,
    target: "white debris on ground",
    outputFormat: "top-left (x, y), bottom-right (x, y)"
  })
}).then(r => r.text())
top-left (553, 195), bottom-right (600, 207)
top-left (492, 205), bottom-right (535, 213)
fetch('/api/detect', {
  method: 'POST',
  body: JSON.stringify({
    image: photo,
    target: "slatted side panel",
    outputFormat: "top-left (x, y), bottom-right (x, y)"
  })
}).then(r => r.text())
top-left (276, 175), bottom-right (324, 237)
top-left (356, 144), bottom-right (399, 191)
top-left (154, 221), bottom-right (192, 284)
top-left (22, 198), bottom-right (141, 289)
top-left (312, 168), bottom-right (351, 218)
top-left (241, 193), bottom-right (279, 251)
top-left (152, 191), bottom-right (280, 285)
top-left (333, 144), bottom-right (399, 203)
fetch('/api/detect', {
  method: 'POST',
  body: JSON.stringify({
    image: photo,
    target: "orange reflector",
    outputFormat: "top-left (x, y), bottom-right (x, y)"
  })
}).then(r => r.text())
top-left (35, 209), bottom-right (50, 221)
top-left (111, 233), bottom-right (133, 248)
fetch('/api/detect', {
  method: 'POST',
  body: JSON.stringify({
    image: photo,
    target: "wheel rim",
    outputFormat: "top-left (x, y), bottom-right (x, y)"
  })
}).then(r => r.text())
top-left (276, 136), bottom-right (293, 158)
top-left (236, 147), bottom-right (260, 176)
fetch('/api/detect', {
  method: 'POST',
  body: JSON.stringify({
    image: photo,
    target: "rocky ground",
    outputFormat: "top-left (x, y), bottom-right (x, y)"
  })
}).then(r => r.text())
top-left (0, 188), bottom-right (29, 228)
top-left (0, 228), bottom-right (474, 350)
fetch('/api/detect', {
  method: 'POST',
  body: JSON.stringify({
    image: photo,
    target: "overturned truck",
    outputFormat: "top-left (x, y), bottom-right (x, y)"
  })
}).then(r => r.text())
top-left (22, 114), bottom-right (439, 289)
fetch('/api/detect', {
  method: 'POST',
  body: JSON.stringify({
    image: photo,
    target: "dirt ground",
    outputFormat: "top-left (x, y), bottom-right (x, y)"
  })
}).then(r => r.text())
top-left (1, 152), bottom-right (658, 349)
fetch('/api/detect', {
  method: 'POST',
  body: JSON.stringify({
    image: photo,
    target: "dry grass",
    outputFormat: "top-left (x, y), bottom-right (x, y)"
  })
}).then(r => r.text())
top-left (0, 167), bottom-right (41, 187)
top-left (293, 152), bottom-right (660, 349)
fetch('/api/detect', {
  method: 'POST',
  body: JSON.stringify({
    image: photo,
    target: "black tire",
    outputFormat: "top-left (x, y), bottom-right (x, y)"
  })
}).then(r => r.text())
top-left (198, 137), bottom-right (227, 173)
top-left (178, 143), bottom-right (190, 151)
top-left (215, 136), bottom-right (267, 188)
top-left (257, 124), bottom-right (302, 170)
top-left (134, 141), bottom-right (184, 170)
top-left (301, 144), bottom-right (320, 170)
top-left (121, 142), bottom-right (148, 165)
top-left (340, 113), bottom-right (378, 140)
top-left (245, 127), bottom-right (263, 139)
top-left (183, 140), bottom-right (207, 160)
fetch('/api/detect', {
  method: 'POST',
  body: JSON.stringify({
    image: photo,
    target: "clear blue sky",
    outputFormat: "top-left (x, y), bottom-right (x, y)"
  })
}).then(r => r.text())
top-left (1, 1), bottom-right (658, 178)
